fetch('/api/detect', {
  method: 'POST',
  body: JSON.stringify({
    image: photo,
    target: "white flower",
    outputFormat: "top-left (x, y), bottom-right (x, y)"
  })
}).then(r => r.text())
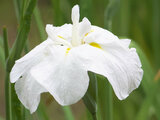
top-left (10, 5), bottom-right (143, 113)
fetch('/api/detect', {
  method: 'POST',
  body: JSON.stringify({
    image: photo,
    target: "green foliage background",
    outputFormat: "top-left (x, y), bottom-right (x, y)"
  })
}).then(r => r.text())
top-left (0, 0), bottom-right (160, 120)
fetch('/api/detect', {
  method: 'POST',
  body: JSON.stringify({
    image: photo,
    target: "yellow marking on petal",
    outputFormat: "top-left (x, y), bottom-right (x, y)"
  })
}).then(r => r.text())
top-left (85, 33), bottom-right (89, 36)
top-left (58, 35), bottom-right (65, 39)
top-left (89, 42), bottom-right (102, 49)
top-left (66, 48), bottom-right (71, 55)
top-left (84, 30), bottom-right (94, 37)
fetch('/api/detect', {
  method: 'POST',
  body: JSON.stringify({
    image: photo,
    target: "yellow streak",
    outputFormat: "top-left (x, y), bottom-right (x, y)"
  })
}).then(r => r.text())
top-left (89, 42), bottom-right (102, 49)
top-left (58, 35), bottom-right (65, 39)
top-left (66, 48), bottom-right (71, 55)
top-left (84, 30), bottom-right (94, 37)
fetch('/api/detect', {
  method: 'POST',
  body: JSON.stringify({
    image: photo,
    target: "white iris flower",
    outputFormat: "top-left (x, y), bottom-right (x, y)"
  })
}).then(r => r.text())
top-left (10, 5), bottom-right (143, 113)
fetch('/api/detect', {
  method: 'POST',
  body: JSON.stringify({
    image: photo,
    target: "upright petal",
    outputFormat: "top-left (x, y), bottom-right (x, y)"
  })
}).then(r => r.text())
top-left (46, 24), bottom-right (72, 47)
top-left (71, 42), bottom-right (143, 100)
top-left (30, 45), bottom-right (89, 105)
top-left (79, 17), bottom-right (91, 38)
top-left (71, 5), bottom-right (79, 24)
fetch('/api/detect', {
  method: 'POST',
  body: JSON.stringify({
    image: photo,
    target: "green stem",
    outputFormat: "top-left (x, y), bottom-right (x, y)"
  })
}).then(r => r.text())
top-left (3, 27), bottom-right (12, 120)
top-left (92, 113), bottom-right (97, 120)
top-left (5, 73), bottom-right (12, 120)
top-left (106, 85), bottom-right (113, 120)
top-left (83, 72), bottom-right (97, 120)
top-left (62, 106), bottom-right (74, 120)
top-left (2, 27), bottom-right (9, 61)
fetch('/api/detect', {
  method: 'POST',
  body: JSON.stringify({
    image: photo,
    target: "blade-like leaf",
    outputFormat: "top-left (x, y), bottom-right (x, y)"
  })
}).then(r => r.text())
top-left (130, 41), bottom-right (158, 120)
top-left (5, 0), bottom-right (37, 120)
top-left (7, 0), bottom-right (37, 72)
top-left (97, 74), bottom-right (113, 120)
top-left (33, 6), bottom-right (47, 42)
top-left (0, 36), bottom-right (5, 67)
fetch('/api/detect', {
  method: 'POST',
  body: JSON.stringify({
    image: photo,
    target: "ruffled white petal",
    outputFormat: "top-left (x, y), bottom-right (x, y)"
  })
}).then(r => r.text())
top-left (30, 45), bottom-right (89, 105)
top-left (84, 26), bottom-right (119, 44)
top-left (10, 39), bottom-right (55, 113)
top-left (120, 39), bottom-right (131, 47)
top-left (10, 39), bottom-right (53, 83)
top-left (15, 73), bottom-right (47, 113)
top-left (71, 42), bottom-right (143, 100)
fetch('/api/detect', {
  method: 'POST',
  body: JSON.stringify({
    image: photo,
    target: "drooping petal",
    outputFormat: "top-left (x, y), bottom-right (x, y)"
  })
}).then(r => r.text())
top-left (15, 73), bottom-right (47, 113)
top-left (30, 45), bottom-right (89, 105)
top-left (71, 42), bottom-right (143, 100)
top-left (10, 39), bottom-right (53, 83)
top-left (10, 39), bottom-right (55, 113)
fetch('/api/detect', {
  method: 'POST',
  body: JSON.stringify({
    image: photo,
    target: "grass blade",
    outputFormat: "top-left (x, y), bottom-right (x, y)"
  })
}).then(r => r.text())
top-left (51, 0), bottom-right (64, 25)
top-left (33, 6), bottom-right (47, 42)
top-left (80, 0), bottom-right (92, 21)
top-left (5, 0), bottom-right (37, 120)
top-left (130, 41), bottom-right (158, 120)
top-left (151, 0), bottom-right (160, 70)
top-left (0, 36), bottom-right (5, 67)
top-left (97, 75), bottom-right (112, 120)
top-left (7, 0), bottom-right (37, 72)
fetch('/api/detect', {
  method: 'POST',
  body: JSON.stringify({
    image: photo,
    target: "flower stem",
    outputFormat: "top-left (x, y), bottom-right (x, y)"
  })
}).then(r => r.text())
top-left (106, 85), bottom-right (113, 120)
top-left (83, 72), bottom-right (97, 120)
top-left (92, 113), bottom-right (97, 120)
top-left (3, 27), bottom-right (12, 120)
top-left (5, 72), bottom-right (12, 120)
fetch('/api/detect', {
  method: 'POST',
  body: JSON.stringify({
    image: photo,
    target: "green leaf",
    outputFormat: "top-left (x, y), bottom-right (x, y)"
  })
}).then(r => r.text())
top-left (0, 36), bottom-right (5, 67)
top-left (151, 0), bottom-right (160, 70)
top-left (104, 0), bottom-right (120, 30)
top-left (7, 0), bottom-right (37, 72)
top-left (50, 0), bottom-right (64, 25)
top-left (130, 41), bottom-right (159, 120)
top-left (5, 0), bottom-right (37, 120)
top-left (80, 0), bottom-right (93, 21)
top-left (33, 6), bottom-right (47, 42)
top-left (97, 74), bottom-right (113, 120)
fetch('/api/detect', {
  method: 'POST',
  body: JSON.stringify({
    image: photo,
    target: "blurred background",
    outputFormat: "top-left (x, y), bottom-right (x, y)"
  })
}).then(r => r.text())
top-left (0, 0), bottom-right (160, 120)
